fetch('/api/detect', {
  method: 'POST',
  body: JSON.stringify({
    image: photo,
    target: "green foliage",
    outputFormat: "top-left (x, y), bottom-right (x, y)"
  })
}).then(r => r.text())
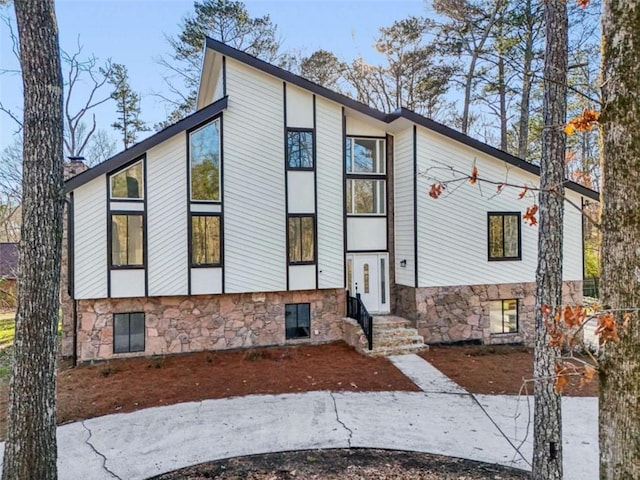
top-left (0, 311), bottom-right (15, 347)
top-left (299, 50), bottom-right (345, 90)
top-left (584, 240), bottom-right (601, 278)
top-left (108, 63), bottom-right (148, 149)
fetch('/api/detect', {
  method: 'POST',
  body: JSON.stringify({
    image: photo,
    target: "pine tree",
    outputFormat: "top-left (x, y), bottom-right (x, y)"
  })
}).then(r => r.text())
top-left (108, 63), bottom-right (148, 149)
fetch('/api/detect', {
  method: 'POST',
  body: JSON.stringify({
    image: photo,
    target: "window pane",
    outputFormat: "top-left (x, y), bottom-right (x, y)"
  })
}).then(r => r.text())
top-left (285, 303), bottom-right (310, 339)
top-left (351, 138), bottom-right (377, 173)
top-left (111, 215), bottom-right (127, 266)
top-left (288, 217), bottom-right (301, 262)
top-left (127, 215), bottom-right (144, 265)
top-left (129, 313), bottom-right (145, 352)
top-left (503, 215), bottom-right (519, 258)
top-left (297, 304), bottom-right (310, 330)
top-left (111, 162), bottom-right (143, 199)
top-left (113, 314), bottom-right (130, 353)
top-left (301, 217), bottom-right (314, 262)
top-left (287, 131), bottom-right (313, 168)
top-left (488, 215), bottom-right (504, 258)
top-left (503, 299), bottom-right (518, 333)
top-left (363, 263), bottom-right (370, 293)
top-left (192, 215), bottom-right (220, 265)
top-left (380, 258), bottom-right (386, 304)
top-left (348, 179), bottom-right (386, 214)
top-left (190, 120), bottom-right (220, 201)
top-left (489, 300), bottom-right (504, 334)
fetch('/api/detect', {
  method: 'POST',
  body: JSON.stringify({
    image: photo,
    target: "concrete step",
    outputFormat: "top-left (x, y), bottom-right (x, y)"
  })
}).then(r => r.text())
top-left (375, 327), bottom-right (422, 340)
top-left (365, 342), bottom-right (428, 357)
top-left (372, 315), bottom-right (412, 330)
top-left (374, 335), bottom-right (425, 349)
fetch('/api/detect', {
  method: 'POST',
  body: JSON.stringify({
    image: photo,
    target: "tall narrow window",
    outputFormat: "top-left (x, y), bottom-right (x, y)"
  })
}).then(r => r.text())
top-left (190, 119), bottom-right (221, 201)
top-left (111, 214), bottom-right (144, 267)
top-left (285, 303), bottom-right (310, 339)
top-left (110, 160), bottom-right (143, 199)
top-left (287, 130), bottom-right (314, 169)
top-left (345, 137), bottom-right (386, 215)
top-left (363, 263), bottom-right (370, 293)
top-left (191, 215), bottom-right (221, 266)
top-left (380, 258), bottom-right (386, 304)
top-left (288, 216), bottom-right (315, 264)
top-left (488, 212), bottom-right (521, 261)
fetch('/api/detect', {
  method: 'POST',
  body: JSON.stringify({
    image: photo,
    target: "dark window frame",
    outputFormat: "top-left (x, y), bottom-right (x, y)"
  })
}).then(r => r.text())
top-left (109, 211), bottom-right (145, 269)
top-left (490, 299), bottom-right (519, 335)
top-left (287, 214), bottom-right (316, 265)
top-left (487, 212), bottom-right (522, 261)
top-left (285, 303), bottom-right (311, 339)
top-left (345, 136), bottom-right (387, 217)
top-left (113, 312), bottom-right (145, 353)
top-left (188, 117), bottom-right (222, 203)
top-left (190, 212), bottom-right (223, 268)
top-left (286, 128), bottom-right (315, 170)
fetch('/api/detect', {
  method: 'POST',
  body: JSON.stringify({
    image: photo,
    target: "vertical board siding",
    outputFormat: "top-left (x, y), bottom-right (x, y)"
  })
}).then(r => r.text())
top-left (416, 128), bottom-right (537, 287)
top-left (316, 98), bottom-right (344, 289)
top-left (286, 85), bottom-right (314, 128)
top-left (224, 60), bottom-right (286, 293)
top-left (147, 133), bottom-right (189, 296)
top-left (393, 128), bottom-right (415, 287)
top-left (74, 176), bottom-right (107, 299)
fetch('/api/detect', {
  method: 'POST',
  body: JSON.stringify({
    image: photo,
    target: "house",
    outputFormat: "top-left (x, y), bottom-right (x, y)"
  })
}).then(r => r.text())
top-left (61, 38), bottom-right (598, 363)
top-left (0, 242), bottom-right (18, 310)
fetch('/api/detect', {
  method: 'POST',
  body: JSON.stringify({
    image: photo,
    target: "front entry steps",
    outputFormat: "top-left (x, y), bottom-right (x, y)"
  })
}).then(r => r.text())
top-left (342, 315), bottom-right (426, 356)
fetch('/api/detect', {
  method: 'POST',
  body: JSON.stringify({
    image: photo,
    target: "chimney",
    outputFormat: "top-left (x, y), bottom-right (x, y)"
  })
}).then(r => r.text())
top-left (64, 156), bottom-right (88, 180)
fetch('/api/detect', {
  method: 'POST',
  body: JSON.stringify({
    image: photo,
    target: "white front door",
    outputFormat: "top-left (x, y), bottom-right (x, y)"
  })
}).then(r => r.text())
top-left (347, 253), bottom-right (389, 314)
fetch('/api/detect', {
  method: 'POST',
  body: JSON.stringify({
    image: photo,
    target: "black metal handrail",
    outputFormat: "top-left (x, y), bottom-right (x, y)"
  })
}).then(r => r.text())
top-left (346, 290), bottom-right (373, 350)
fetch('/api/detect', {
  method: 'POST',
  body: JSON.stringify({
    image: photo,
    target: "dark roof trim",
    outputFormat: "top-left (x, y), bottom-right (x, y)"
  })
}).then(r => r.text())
top-left (205, 38), bottom-right (389, 122)
top-left (206, 38), bottom-right (598, 201)
top-left (392, 108), bottom-right (599, 201)
top-left (65, 96), bottom-right (229, 193)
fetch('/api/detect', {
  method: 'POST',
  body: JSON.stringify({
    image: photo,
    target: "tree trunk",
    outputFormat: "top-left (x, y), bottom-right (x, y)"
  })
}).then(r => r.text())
top-left (498, 49), bottom-right (508, 152)
top-left (2, 0), bottom-right (64, 479)
top-left (532, 1), bottom-right (567, 479)
top-left (517, 0), bottom-right (535, 159)
top-left (599, 1), bottom-right (640, 478)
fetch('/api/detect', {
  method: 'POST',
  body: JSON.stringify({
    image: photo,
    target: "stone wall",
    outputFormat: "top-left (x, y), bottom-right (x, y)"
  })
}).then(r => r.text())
top-left (75, 288), bottom-right (345, 362)
top-left (398, 281), bottom-right (582, 346)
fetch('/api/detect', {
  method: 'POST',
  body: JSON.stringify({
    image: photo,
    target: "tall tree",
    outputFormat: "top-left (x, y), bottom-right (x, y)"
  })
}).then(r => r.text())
top-left (532, 0), bottom-right (568, 479)
top-left (599, 0), bottom-right (640, 477)
top-left (108, 63), bottom-right (148, 149)
top-left (2, 0), bottom-right (63, 479)
top-left (299, 49), bottom-right (345, 90)
top-left (158, 0), bottom-right (281, 125)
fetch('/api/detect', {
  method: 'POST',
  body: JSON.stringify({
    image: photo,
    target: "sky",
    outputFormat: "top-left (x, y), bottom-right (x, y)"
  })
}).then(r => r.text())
top-left (0, 0), bottom-right (429, 154)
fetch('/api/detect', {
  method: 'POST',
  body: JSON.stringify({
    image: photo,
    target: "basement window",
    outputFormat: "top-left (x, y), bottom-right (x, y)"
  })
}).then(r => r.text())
top-left (285, 303), bottom-right (310, 339)
top-left (113, 312), bottom-right (145, 353)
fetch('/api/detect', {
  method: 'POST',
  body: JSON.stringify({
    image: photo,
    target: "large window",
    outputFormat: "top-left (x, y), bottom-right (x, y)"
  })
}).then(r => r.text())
top-left (110, 160), bottom-right (143, 199)
top-left (191, 215), bottom-right (221, 266)
top-left (287, 130), bottom-right (314, 169)
top-left (111, 214), bottom-right (144, 267)
top-left (346, 137), bottom-right (386, 215)
top-left (288, 215), bottom-right (315, 264)
top-left (285, 303), bottom-right (310, 339)
top-left (488, 212), bottom-right (521, 261)
top-left (490, 299), bottom-right (518, 334)
top-left (190, 119), bottom-right (221, 202)
top-left (113, 312), bottom-right (145, 353)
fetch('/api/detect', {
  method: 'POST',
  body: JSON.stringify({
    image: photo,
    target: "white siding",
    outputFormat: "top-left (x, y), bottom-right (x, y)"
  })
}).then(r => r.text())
top-left (224, 59), bottom-right (286, 293)
top-left (191, 268), bottom-right (223, 295)
top-left (74, 176), bottom-right (107, 299)
top-left (110, 201), bottom-right (143, 211)
top-left (347, 217), bottom-right (387, 251)
top-left (190, 203), bottom-right (222, 214)
top-left (147, 133), bottom-right (188, 296)
top-left (315, 98), bottom-right (344, 289)
top-left (287, 171), bottom-right (315, 213)
top-left (563, 190), bottom-right (584, 281)
top-left (110, 270), bottom-right (145, 298)
top-left (286, 85), bottom-right (313, 128)
top-left (393, 128), bottom-right (415, 287)
top-left (416, 128), bottom-right (538, 287)
top-left (289, 265), bottom-right (316, 290)
top-left (346, 115), bottom-right (386, 137)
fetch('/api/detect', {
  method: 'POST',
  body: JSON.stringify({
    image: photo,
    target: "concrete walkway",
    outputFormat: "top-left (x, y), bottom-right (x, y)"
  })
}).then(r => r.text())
top-left (0, 354), bottom-right (597, 480)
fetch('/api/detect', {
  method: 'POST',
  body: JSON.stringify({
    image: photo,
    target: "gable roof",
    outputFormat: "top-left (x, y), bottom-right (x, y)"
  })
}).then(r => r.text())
top-left (204, 37), bottom-right (598, 201)
top-left (64, 96), bottom-right (228, 193)
top-left (0, 243), bottom-right (18, 279)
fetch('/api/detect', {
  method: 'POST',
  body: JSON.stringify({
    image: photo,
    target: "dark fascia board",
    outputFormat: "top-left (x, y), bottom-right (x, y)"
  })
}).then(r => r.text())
top-left (388, 108), bottom-right (600, 201)
top-left (206, 38), bottom-right (598, 202)
top-left (64, 96), bottom-right (229, 193)
top-left (205, 37), bottom-right (389, 122)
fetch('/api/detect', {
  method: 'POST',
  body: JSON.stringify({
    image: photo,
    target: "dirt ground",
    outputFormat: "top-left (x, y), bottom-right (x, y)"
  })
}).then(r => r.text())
top-left (151, 448), bottom-right (530, 480)
top-left (421, 344), bottom-right (599, 397)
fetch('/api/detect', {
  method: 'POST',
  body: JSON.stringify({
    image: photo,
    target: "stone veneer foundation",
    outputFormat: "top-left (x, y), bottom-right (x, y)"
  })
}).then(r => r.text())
top-left (71, 289), bottom-right (345, 362)
top-left (395, 281), bottom-right (582, 346)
